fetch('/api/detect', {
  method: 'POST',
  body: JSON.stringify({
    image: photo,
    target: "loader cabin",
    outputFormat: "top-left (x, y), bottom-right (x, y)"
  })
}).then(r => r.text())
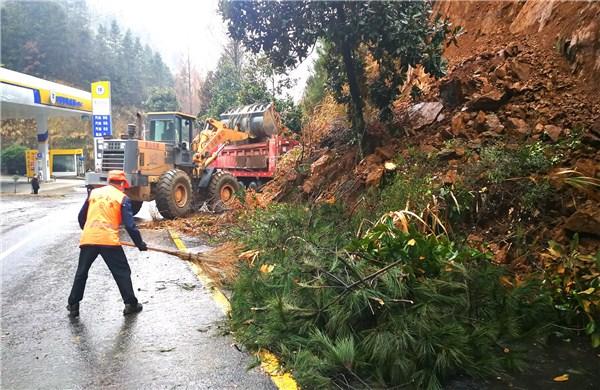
top-left (146, 112), bottom-right (196, 150)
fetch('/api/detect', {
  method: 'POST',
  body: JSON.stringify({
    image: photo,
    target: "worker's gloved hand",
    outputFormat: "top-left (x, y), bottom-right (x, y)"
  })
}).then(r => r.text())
top-left (138, 242), bottom-right (148, 252)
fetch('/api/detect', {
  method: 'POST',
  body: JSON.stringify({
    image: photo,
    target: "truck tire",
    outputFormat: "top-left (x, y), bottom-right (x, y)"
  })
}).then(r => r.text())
top-left (155, 169), bottom-right (193, 219)
top-left (131, 200), bottom-right (143, 216)
top-left (207, 171), bottom-right (239, 212)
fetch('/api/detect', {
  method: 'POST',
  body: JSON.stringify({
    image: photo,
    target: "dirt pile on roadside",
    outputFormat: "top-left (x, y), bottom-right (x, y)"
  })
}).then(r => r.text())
top-left (278, 34), bottom-right (599, 200)
top-left (413, 34), bottom-right (600, 151)
top-left (139, 191), bottom-right (269, 240)
top-left (140, 212), bottom-right (239, 239)
top-left (256, 25), bottom-right (599, 270)
top-left (258, 145), bottom-right (302, 203)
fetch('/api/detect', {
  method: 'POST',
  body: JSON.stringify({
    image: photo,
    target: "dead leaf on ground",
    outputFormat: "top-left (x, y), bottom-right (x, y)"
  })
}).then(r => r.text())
top-left (553, 374), bottom-right (569, 382)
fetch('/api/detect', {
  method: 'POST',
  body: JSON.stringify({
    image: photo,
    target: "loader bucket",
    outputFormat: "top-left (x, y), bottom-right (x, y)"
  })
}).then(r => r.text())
top-left (219, 103), bottom-right (280, 139)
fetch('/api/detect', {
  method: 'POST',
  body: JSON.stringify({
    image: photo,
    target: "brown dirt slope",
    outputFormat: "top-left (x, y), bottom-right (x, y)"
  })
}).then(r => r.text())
top-left (255, 4), bottom-right (600, 270)
top-left (434, 0), bottom-right (600, 87)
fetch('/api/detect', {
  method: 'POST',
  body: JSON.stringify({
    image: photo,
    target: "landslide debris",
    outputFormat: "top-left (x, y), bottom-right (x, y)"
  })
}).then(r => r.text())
top-left (217, 4), bottom-right (600, 389)
top-left (258, 34), bottom-right (599, 271)
top-left (435, 0), bottom-right (600, 86)
top-left (224, 32), bottom-right (600, 389)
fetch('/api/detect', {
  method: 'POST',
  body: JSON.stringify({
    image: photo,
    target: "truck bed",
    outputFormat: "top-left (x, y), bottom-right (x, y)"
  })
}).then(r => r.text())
top-left (209, 135), bottom-right (298, 179)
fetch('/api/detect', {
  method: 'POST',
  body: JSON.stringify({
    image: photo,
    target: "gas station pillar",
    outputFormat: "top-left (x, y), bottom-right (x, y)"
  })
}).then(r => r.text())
top-left (36, 114), bottom-right (50, 182)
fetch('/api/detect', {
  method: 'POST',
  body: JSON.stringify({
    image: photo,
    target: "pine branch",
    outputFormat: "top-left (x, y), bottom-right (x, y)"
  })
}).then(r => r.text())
top-left (322, 258), bottom-right (406, 311)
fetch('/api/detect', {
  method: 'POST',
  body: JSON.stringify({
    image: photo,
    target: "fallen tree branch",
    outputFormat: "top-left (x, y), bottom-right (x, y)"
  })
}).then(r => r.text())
top-left (321, 258), bottom-right (406, 311)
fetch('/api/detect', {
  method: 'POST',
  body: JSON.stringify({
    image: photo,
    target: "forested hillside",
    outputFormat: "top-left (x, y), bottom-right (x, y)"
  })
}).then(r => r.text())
top-left (0, 1), bottom-right (176, 173)
top-left (1, 1), bottom-right (173, 107)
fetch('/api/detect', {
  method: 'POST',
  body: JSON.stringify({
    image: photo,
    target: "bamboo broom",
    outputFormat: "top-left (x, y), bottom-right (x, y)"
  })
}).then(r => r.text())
top-left (121, 241), bottom-right (240, 286)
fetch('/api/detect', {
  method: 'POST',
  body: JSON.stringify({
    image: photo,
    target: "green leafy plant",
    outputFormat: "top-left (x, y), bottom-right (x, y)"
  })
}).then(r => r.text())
top-left (0, 144), bottom-right (27, 174)
top-left (549, 169), bottom-right (600, 192)
top-left (542, 236), bottom-right (600, 348)
top-left (479, 142), bottom-right (553, 184)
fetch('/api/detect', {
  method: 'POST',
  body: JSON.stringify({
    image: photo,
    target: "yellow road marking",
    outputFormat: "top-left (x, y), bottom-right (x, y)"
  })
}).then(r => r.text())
top-left (257, 349), bottom-right (299, 390)
top-left (167, 229), bottom-right (231, 314)
top-left (167, 229), bottom-right (299, 390)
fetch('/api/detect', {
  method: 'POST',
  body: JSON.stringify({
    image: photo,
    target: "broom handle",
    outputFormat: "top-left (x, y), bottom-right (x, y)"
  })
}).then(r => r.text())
top-left (120, 241), bottom-right (181, 256)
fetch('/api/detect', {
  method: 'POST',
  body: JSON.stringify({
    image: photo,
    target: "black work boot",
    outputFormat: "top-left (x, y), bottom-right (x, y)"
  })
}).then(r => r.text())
top-left (123, 302), bottom-right (143, 315)
top-left (66, 303), bottom-right (79, 317)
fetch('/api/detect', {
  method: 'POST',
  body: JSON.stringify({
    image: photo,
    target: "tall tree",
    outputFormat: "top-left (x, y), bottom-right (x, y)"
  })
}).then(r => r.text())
top-left (301, 43), bottom-right (329, 118)
top-left (150, 52), bottom-right (173, 89)
top-left (222, 39), bottom-right (245, 80)
top-left (197, 39), bottom-right (272, 120)
top-left (198, 54), bottom-right (243, 119)
top-left (174, 55), bottom-right (203, 115)
top-left (144, 88), bottom-right (179, 112)
top-left (220, 0), bottom-right (452, 152)
top-left (1, 2), bottom-right (174, 108)
top-left (129, 37), bottom-right (145, 104)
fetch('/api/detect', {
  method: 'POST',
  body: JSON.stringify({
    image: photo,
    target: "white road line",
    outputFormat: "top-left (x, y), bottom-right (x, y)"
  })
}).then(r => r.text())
top-left (0, 234), bottom-right (34, 261)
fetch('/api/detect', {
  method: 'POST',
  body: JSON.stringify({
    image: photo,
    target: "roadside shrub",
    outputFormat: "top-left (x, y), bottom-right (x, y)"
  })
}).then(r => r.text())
top-left (521, 179), bottom-right (553, 212)
top-left (542, 236), bottom-right (600, 348)
top-left (0, 143), bottom-right (27, 174)
top-left (367, 150), bottom-right (475, 234)
top-left (230, 204), bottom-right (555, 389)
top-left (479, 142), bottom-right (553, 183)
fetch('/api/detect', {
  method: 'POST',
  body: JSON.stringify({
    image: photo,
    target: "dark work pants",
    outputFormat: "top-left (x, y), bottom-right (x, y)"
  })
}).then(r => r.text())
top-left (68, 245), bottom-right (138, 306)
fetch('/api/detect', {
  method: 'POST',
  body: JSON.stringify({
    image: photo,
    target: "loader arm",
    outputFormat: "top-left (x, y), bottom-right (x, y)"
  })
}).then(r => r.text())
top-left (191, 118), bottom-right (249, 175)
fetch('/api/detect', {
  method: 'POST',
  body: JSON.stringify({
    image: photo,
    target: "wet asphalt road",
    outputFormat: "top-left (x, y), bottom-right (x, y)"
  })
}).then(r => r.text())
top-left (1, 189), bottom-right (275, 389)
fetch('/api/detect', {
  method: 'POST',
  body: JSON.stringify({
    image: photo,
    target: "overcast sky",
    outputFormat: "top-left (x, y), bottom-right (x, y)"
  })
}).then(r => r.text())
top-left (87, 0), bottom-right (314, 101)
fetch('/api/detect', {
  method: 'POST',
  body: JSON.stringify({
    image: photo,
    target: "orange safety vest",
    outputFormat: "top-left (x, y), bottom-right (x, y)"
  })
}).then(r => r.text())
top-left (80, 185), bottom-right (125, 246)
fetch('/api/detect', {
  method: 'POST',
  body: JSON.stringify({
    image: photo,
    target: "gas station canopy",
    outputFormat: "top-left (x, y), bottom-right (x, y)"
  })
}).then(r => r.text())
top-left (1, 67), bottom-right (93, 181)
top-left (0, 67), bottom-right (92, 119)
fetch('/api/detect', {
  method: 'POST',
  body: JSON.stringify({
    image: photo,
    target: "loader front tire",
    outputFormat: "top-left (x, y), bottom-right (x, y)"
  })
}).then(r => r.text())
top-left (207, 171), bottom-right (239, 213)
top-left (155, 169), bottom-right (193, 219)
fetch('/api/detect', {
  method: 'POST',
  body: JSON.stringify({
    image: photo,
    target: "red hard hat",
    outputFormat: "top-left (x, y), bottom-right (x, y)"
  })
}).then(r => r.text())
top-left (107, 170), bottom-right (130, 188)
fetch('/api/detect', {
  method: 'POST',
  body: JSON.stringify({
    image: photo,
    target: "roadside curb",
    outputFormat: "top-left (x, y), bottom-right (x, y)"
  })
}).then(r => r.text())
top-left (167, 229), bottom-right (299, 390)
top-left (167, 229), bottom-right (231, 314)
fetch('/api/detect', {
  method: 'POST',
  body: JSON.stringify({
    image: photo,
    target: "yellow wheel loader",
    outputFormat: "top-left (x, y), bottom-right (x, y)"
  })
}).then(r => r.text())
top-left (86, 103), bottom-right (286, 219)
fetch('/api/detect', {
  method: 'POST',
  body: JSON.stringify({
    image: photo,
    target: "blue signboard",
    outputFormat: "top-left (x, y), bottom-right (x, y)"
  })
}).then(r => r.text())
top-left (92, 114), bottom-right (112, 137)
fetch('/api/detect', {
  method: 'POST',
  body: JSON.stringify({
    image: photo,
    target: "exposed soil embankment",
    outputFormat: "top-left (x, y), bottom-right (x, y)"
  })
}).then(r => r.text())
top-left (435, 0), bottom-right (600, 87)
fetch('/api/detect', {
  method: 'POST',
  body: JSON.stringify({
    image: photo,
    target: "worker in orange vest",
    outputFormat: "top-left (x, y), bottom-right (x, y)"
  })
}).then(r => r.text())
top-left (67, 170), bottom-right (147, 317)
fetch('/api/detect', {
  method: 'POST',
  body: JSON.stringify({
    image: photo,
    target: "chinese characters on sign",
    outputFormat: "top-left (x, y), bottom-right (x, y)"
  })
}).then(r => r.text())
top-left (91, 81), bottom-right (111, 170)
top-left (91, 81), bottom-right (112, 138)
top-left (92, 115), bottom-right (111, 137)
